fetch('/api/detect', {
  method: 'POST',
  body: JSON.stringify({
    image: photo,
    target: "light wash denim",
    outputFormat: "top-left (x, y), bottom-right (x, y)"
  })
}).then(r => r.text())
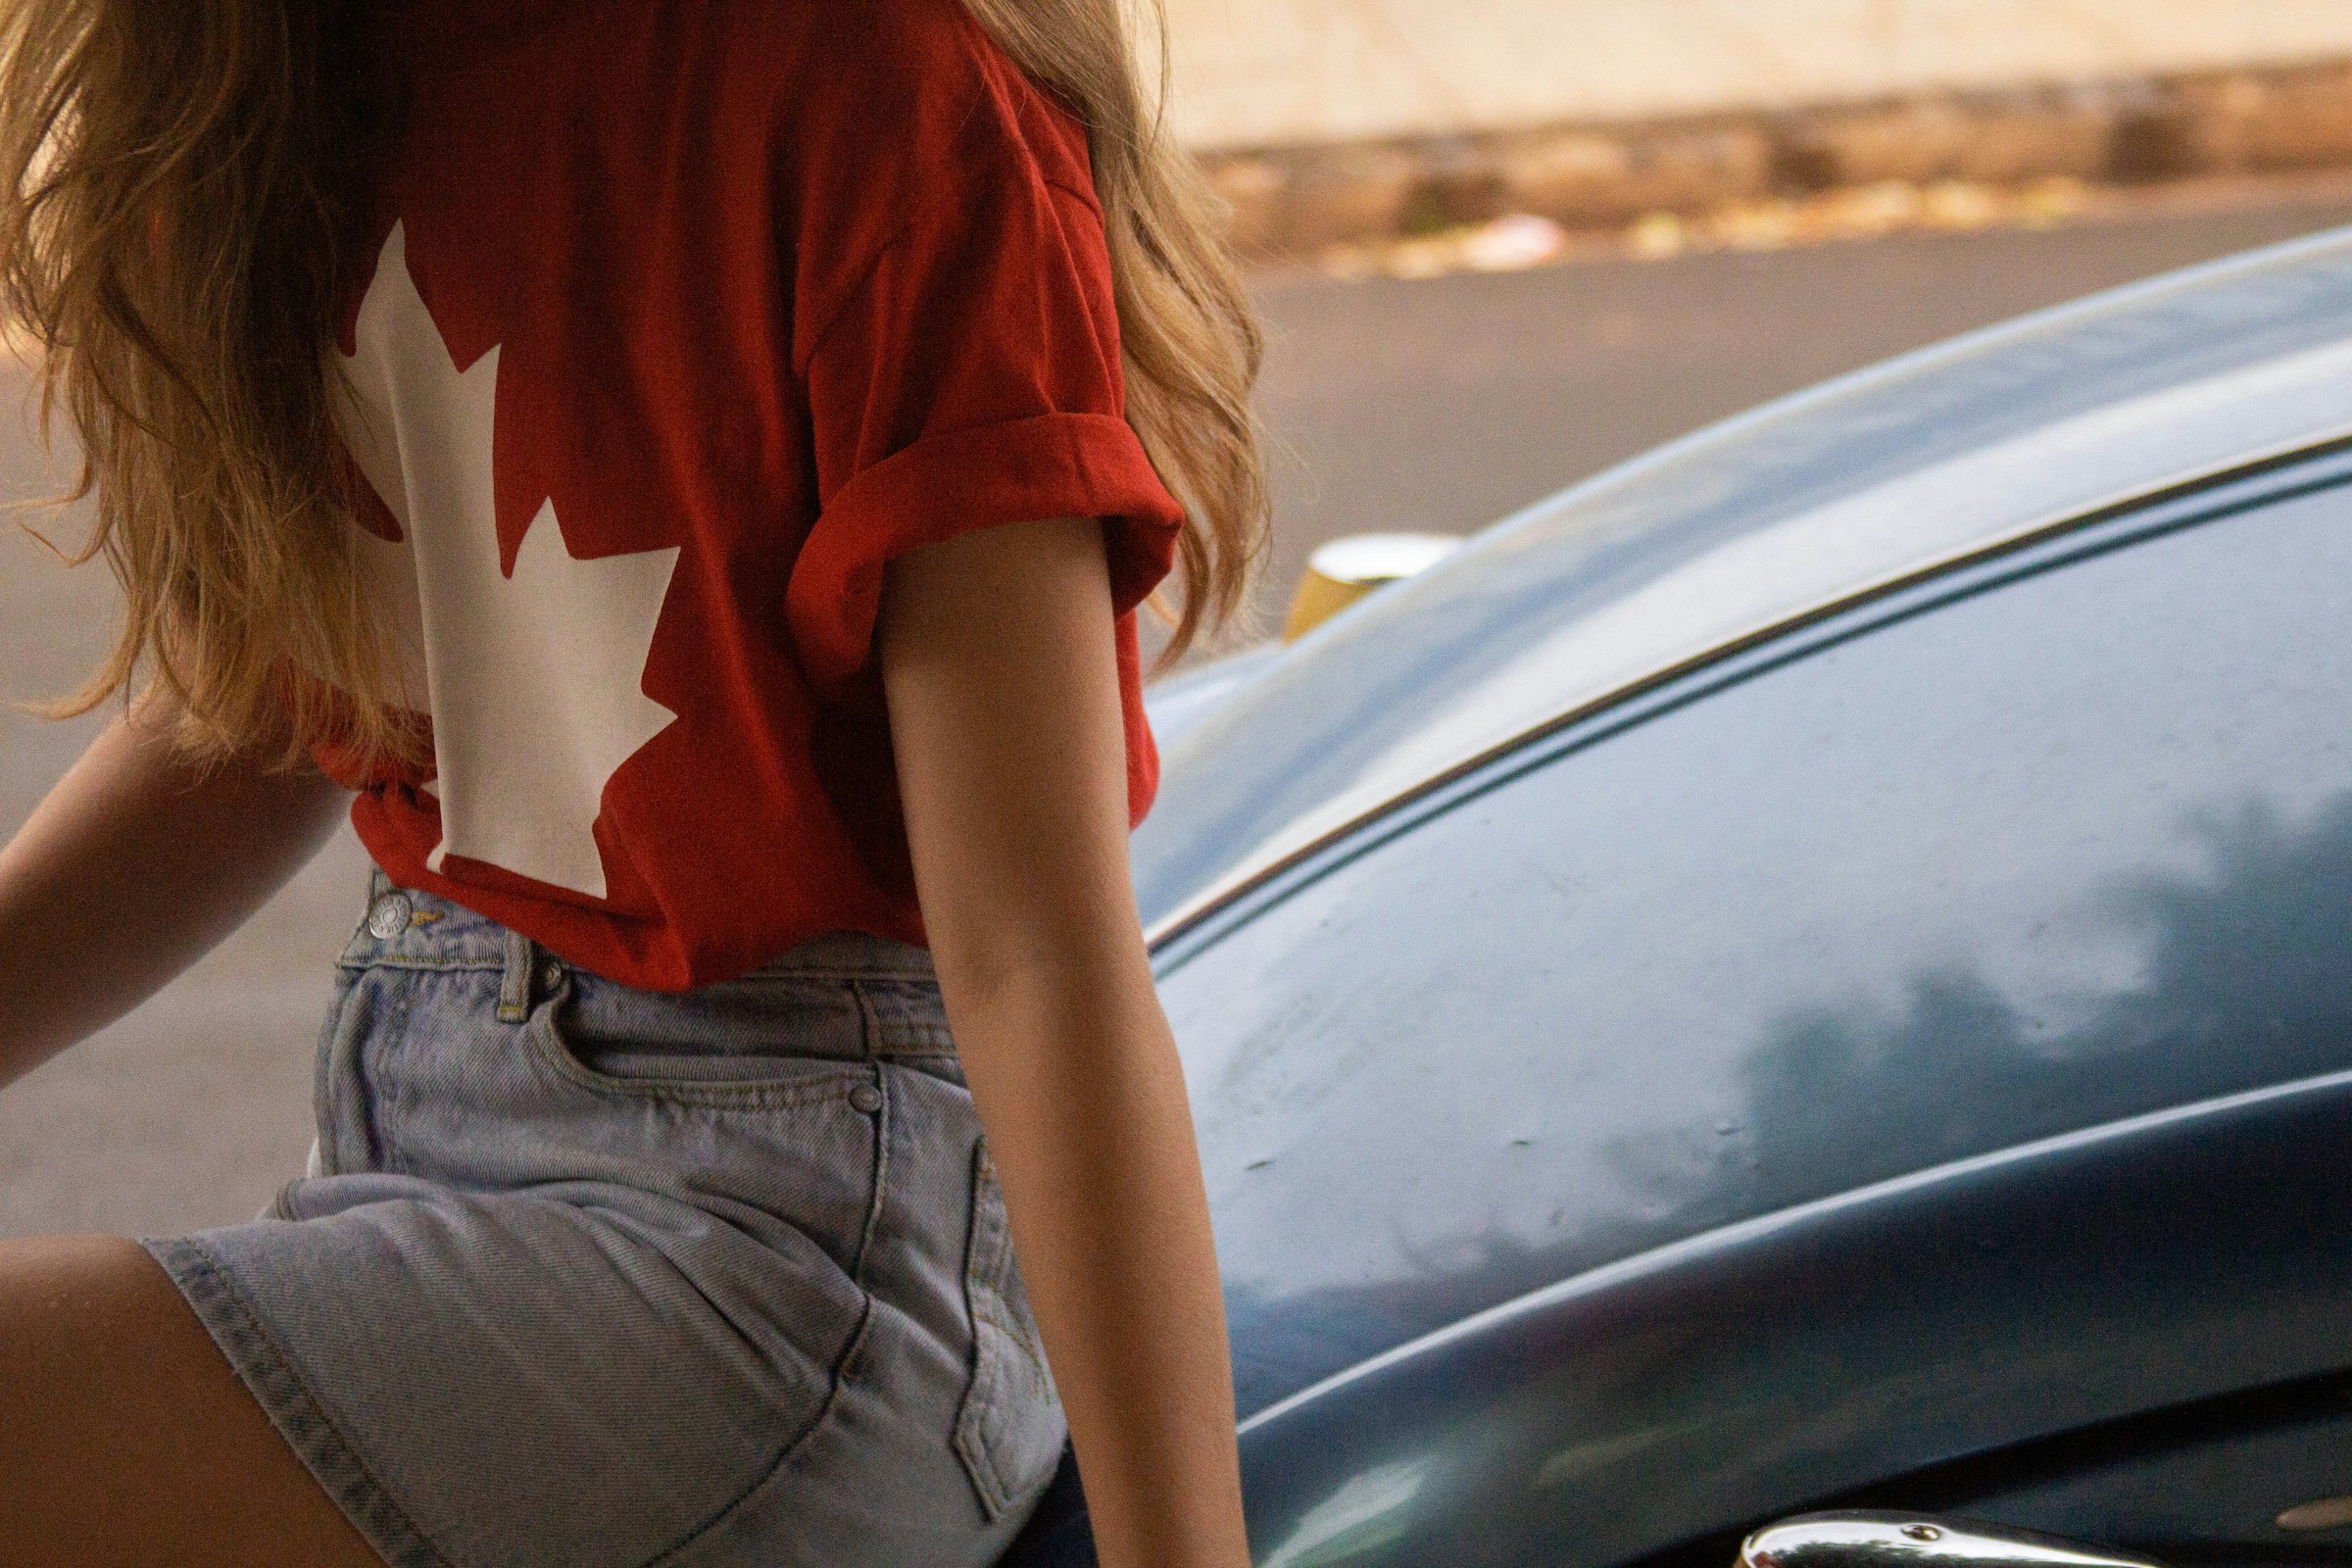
top-left (144, 872), bottom-right (1065, 1568)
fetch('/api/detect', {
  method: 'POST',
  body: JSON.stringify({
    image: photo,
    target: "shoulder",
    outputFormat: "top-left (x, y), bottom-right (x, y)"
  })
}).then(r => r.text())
top-left (758, 0), bottom-right (1105, 343)
top-left (752, 0), bottom-right (1097, 207)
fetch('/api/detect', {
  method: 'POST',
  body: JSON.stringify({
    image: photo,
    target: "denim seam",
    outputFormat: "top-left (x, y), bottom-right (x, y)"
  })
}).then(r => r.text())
top-left (951, 1140), bottom-right (1061, 1521)
top-left (340, 958), bottom-right (939, 983)
top-left (849, 988), bottom-right (893, 1290)
top-left (313, 971), bottom-right (354, 1177)
top-left (974, 1148), bottom-right (1052, 1383)
top-left (496, 929), bottom-right (535, 1024)
top-left (521, 982), bottom-right (874, 1108)
top-left (335, 956), bottom-right (511, 975)
top-left (373, 976), bottom-right (420, 1178)
top-left (735, 962), bottom-right (938, 985)
top-left (639, 1294), bottom-right (877, 1568)
top-left (868, 1023), bottom-right (958, 1058)
top-left (954, 1145), bottom-right (1011, 1518)
top-left (140, 1236), bottom-right (457, 1568)
top-left (852, 981), bottom-right (957, 1058)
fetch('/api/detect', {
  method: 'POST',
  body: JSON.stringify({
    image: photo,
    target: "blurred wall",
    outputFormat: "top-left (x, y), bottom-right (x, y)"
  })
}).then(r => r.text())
top-left (1160, 0), bottom-right (2352, 151)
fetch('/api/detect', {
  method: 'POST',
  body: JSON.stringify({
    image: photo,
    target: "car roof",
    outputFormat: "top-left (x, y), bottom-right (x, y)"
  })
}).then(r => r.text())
top-left (1135, 224), bottom-right (2352, 943)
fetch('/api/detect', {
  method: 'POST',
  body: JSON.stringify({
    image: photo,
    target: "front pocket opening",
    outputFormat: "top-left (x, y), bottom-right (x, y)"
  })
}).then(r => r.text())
top-left (522, 982), bottom-right (873, 1106)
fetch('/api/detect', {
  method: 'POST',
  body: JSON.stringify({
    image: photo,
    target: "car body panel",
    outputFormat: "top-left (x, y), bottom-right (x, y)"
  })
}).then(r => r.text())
top-left (1229, 1067), bottom-right (2352, 1568)
top-left (1143, 642), bottom-right (1286, 751)
top-left (1134, 228), bottom-right (2352, 942)
top-left (1007, 233), bottom-right (2352, 1568)
top-left (1010, 1069), bottom-right (2352, 1567)
top-left (1156, 467), bottom-right (2352, 1418)
top-left (1908, 1383), bottom-right (2352, 1550)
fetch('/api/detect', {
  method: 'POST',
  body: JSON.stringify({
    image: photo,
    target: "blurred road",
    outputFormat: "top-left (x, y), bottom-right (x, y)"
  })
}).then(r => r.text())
top-left (7, 186), bottom-right (2352, 1238)
top-left (1247, 180), bottom-right (2352, 626)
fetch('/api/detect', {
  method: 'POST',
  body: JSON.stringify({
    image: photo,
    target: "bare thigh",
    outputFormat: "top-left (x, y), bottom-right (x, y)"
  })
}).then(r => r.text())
top-left (0, 1234), bottom-right (385, 1568)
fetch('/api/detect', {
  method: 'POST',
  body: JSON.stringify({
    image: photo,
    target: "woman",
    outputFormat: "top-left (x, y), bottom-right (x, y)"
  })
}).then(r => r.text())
top-left (0, 1), bottom-right (1263, 1564)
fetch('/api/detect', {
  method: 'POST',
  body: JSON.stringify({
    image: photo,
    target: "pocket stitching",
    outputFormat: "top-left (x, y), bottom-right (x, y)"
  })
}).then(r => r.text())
top-left (522, 982), bottom-right (872, 1107)
top-left (952, 1143), bottom-right (1061, 1521)
top-left (641, 1293), bottom-right (878, 1568)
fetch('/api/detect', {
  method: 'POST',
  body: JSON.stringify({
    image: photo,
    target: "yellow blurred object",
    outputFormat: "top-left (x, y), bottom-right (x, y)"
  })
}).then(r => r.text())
top-left (1282, 570), bottom-right (1373, 640)
top-left (1282, 533), bottom-right (1465, 640)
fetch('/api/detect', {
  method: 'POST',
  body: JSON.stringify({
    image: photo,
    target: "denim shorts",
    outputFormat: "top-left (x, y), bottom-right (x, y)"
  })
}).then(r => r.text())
top-left (142, 873), bottom-right (1066, 1568)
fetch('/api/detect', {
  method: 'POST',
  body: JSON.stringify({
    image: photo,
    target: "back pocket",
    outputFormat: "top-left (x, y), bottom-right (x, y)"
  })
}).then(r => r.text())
top-left (953, 1141), bottom-right (1065, 1520)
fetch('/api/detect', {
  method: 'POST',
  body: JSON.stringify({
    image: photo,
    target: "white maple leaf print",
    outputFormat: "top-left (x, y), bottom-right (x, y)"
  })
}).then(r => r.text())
top-left (332, 222), bottom-right (680, 900)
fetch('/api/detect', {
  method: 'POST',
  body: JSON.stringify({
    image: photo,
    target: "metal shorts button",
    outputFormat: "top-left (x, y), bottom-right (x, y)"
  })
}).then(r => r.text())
top-left (849, 1083), bottom-right (884, 1114)
top-left (366, 893), bottom-right (414, 941)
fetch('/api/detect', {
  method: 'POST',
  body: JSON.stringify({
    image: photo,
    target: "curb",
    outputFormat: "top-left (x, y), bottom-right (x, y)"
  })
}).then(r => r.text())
top-left (1200, 57), bottom-right (2352, 258)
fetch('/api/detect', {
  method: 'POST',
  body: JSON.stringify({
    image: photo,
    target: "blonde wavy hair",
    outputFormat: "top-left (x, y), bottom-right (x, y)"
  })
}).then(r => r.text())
top-left (0, 0), bottom-right (1266, 767)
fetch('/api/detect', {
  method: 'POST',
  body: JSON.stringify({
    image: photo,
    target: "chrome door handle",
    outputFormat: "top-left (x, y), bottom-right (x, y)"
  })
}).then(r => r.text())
top-left (1740, 1512), bottom-right (2168, 1568)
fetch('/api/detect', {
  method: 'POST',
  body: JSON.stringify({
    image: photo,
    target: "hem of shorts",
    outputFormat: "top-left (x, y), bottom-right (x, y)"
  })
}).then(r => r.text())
top-left (139, 1235), bottom-right (458, 1568)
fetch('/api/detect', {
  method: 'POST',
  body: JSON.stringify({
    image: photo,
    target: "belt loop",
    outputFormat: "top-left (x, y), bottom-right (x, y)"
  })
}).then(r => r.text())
top-left (498, 929), bottom-right (536, 1024)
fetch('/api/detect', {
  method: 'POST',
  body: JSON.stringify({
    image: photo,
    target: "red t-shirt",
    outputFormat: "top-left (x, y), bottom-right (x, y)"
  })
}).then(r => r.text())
top-left (319, 0), bottom-right (1185, 990)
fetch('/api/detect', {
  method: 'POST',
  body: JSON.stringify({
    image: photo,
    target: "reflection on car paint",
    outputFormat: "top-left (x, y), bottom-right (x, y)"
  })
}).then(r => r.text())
top-left (1165, 479), bottom-right (2352, 1565)
top-left (1009, 230), bottom-right (2352, 1568)
top-left (1135, 228), bottom-right (2352, 940)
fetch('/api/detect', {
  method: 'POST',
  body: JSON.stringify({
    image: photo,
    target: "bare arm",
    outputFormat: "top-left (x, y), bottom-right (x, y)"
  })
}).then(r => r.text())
top-left (880, 516), bottom-right (1250, 1568)
top-left (0, 696), bottom-right (351, 1089)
